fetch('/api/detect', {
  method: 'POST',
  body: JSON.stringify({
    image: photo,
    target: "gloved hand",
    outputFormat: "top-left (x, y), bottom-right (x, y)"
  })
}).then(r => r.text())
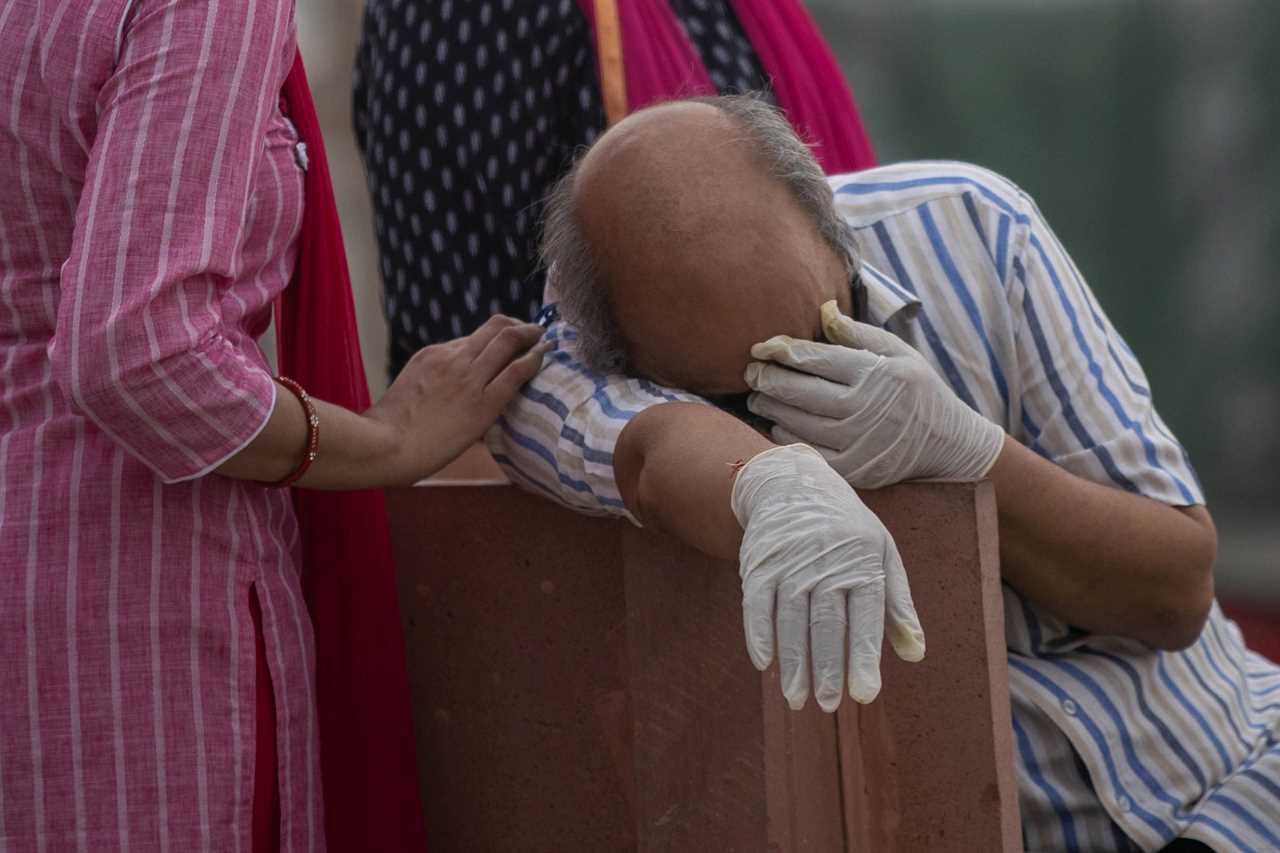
top-left (744, 301), bottom-right (1006, 489)
top-left (731, 444), bottom-right (925, 712)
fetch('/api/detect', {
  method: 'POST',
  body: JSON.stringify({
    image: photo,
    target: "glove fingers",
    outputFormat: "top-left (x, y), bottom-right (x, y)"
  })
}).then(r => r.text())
top-left (819, 302), bottom-right (860, 346)
top-left (810, 589), bottom-right (848, 713)
top-left (749, 336), bottom-right (882, 387)
top-left (762, 406), bottom-right (901, 490)
top-left (883, 544), bottom-right (927, 663)
top-left (743, 363), bottom-right (867, 418)
top-left (747, 393), bottom-right (851, 448)
top-left (775, 589), bottom-right (812, 710)
top-left (820, 305), bottom-right (913, 358)
top-left (741, 579), bottom-right (777, 671)
top-left (847, 577), bottom-right (886, 705)
top-left (770, 428), bottom-right (891, 488)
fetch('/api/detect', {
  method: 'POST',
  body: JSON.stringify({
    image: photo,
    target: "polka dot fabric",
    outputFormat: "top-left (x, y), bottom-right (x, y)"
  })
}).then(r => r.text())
top-left (670, 0), bottom-right (769, 94)
top-left (355, 0), bottom-right (770, 377)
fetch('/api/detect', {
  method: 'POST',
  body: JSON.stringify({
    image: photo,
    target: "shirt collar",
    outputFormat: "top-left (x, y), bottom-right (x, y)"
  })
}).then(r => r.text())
top-left (854, 259), bottom-right (922, 327)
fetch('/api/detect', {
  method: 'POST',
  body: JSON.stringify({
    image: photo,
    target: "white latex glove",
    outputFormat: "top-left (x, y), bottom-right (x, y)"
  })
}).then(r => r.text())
top-left (744, 301), bottom-right (1005, 489)
top-left (731, 444), bottom-right (926, 712)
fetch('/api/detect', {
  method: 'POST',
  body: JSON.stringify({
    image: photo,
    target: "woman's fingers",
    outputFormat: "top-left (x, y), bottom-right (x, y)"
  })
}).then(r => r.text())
top-left (483, 339), bottom-right (552, 410)
top-left (457, 313), bottom-right (523, 359)
top-left (473, 322), bottom-right (545, 383)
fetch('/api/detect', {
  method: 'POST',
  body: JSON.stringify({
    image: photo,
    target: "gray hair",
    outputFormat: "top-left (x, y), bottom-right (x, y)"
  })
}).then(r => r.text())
top-left (540, 93), bottom-right (858, 373)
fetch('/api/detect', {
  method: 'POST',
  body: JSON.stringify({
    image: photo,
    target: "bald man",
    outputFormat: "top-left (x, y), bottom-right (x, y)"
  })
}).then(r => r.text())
top-left (489, 96), bottom-right (1279, 852)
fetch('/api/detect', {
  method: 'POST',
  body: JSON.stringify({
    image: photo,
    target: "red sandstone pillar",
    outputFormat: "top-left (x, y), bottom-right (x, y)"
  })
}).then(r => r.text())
top-left (387, 480), bottom-right (1019, 852)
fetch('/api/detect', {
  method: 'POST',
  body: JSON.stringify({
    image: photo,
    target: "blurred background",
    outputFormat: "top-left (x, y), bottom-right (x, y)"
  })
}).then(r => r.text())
top-left (297, 0), bottom-right (1277, 601)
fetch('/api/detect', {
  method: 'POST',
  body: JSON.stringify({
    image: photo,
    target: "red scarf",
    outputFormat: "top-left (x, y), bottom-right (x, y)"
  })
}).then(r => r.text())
top-left (277, 55), bottom-right (427, 852)
top-left (576, 0), bottom-right (876, 173)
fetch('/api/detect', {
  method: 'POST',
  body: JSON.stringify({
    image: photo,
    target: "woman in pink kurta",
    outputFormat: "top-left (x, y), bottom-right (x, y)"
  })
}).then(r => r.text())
top-left (0, 1), bottom-right (546, 849)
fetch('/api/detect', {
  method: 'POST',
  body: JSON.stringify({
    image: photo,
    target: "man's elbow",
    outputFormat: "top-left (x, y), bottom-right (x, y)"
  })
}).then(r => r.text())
top-left (1141, 587), bottom-right (1213, 651)
top-left (1140, 510), bottom-right (1218, 651)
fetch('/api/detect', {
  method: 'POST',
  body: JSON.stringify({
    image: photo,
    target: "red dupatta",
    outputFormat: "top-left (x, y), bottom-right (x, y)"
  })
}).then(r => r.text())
top-left (576, 0), bottom-right (876, 174)
top-left (276, 55), bottom-right (427, 852)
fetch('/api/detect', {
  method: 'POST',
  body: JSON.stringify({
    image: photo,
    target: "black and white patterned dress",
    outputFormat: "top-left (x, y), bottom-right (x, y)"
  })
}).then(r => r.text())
top-left (354, 0), bottom-right (770, 377)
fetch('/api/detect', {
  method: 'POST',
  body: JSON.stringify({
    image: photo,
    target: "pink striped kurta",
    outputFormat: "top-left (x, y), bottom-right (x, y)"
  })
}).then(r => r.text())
top-left (0, 0), bottom-right (322, 850)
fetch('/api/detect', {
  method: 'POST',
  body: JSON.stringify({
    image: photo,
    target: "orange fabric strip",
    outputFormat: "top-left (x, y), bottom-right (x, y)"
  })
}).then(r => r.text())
top-left (593, 0), bottom-right (628, 125)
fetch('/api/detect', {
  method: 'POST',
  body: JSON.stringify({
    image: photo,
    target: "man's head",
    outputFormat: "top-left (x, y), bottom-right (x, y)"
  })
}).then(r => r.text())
top-left (541, 95), bottom-right (857, 395)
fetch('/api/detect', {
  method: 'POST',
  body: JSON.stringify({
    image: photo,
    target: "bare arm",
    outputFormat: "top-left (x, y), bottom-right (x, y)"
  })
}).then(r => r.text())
top-left (216, 316), bottom-right (547, 489)
top-left (52, 0), bottom-right (545, 492)
top-left (988, 436), bottom-right (1216, 650)
top-left (614, 402), bottom-right (774, 559)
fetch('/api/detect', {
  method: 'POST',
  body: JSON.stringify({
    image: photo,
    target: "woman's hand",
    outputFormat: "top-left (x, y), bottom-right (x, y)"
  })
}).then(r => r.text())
top-left (365, 315), bottom-right (549, 484)
top-left (215, 314), bottom-right (547, 489)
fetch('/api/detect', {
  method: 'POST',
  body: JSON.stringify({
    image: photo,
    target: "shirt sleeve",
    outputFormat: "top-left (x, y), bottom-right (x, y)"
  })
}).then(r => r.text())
top-left (1006, 190), bottom-right (1204, 507)
top-left (51, 0), bottom-right (295, 483)
top-left (485, 320), bottom-right (709, 525)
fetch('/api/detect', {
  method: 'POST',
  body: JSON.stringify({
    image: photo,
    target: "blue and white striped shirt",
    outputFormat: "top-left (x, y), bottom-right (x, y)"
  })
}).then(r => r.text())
top-left (488, 161), bottom-right (1280, 852)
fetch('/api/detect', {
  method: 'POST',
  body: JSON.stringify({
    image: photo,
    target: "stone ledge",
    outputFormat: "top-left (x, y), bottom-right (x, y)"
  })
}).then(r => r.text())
top-left (388, 480), bottom-right (1019, 852)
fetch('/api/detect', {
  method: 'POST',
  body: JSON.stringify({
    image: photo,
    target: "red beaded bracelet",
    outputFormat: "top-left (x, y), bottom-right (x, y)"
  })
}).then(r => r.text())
top-left (266, 376), bottom-right (319, 488)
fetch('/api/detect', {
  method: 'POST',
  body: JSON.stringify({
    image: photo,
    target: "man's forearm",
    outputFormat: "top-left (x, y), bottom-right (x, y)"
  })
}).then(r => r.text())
top-left (988, 435), bottom-right (1217, 650)
top-left (614, 402), bottom-right (774, 560)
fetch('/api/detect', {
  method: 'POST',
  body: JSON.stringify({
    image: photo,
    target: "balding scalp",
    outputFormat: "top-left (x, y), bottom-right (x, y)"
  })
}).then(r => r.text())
top-left (540, 94), bottom-right (856, 374)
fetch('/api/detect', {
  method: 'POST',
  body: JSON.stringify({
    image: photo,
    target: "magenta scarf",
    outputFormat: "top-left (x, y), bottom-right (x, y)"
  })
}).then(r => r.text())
top-left (277, 55), bottom-right (428, 852)
top-left (575, 0), bottom-right (876, 173)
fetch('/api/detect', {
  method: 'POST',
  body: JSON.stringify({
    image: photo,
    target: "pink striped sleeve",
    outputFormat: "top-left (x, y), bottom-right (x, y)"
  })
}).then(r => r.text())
top-left (51, 0), bottom-right (294, 482)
